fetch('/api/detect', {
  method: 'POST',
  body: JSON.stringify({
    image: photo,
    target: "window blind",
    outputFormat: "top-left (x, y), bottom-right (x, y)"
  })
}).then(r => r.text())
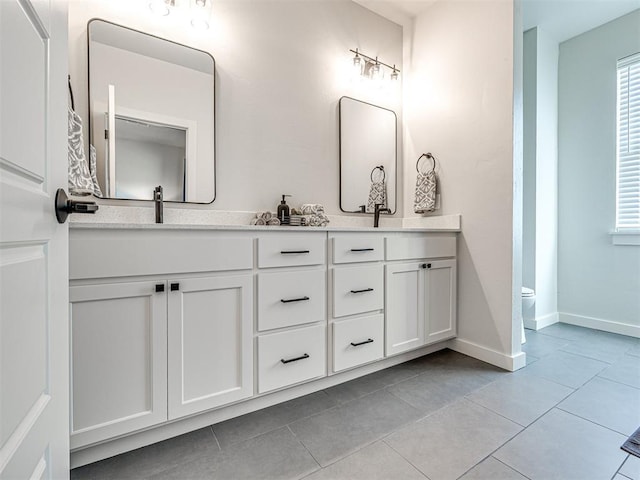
top-left (616, 53), bottom-right (640, 230)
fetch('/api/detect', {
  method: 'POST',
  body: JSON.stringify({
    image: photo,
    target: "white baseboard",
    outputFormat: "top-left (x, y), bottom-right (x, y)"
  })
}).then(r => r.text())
top-left (448, 338), bottom-right (527, 372)
top-left (524, 312), bottom-right (559, 331)
top-left (559, 313), bottom-right (640, 338)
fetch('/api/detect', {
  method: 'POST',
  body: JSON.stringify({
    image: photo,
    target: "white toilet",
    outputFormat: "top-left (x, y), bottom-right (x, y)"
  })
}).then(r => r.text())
top-left (521, 287), bottom-right (536, 344)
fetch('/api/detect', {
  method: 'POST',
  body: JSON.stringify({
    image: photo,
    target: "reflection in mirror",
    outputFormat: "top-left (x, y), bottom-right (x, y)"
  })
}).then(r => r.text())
top-left (88, 19), bottom-right (215, 203)
top-left (339, 97), bottom-right (397, 214)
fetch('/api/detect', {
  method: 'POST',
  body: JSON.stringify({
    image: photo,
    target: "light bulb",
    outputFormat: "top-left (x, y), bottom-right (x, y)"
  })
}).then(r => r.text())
top-left (352, 54), bottom-right (363, 76)
top-left (370, 62), bottom-right (383, 81)
top-left (390, 68), bottom-right (399, 81)
top-left (149, 0), bottom-right (171, 16)
top-left (191, 0), bottom-right (211, 29)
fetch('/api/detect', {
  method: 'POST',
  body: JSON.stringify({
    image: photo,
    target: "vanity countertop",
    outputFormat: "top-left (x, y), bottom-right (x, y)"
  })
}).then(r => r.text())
top-left (69, 223), bottom-right (461, 233)
top-left (69, 212), bottom-right (461, 233)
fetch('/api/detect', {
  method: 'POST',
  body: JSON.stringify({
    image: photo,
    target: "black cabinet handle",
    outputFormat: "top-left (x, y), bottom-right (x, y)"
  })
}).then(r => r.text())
top-left (350, 248), bottom-right (374, 252)
top-left (155, 284), bottom-right (165, 293)
top-left (280, 250), bottom-right (310, 254)
top-left (350, 288), bottom-right (374, 294)
top-left (171, 283), bottom-right (180, 291)
top-left (350, 338), bottom-right (374, 347)
top-left (281, 353), bottom-right (309, 364)
top-left (420, 263), bottom-right (432, 269)
top-left (280, 296), bottom-right (310, 303)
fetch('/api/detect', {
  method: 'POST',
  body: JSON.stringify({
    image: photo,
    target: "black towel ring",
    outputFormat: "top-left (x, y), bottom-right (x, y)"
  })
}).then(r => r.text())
top-left (416, 153), bottom-right (437, 174)
top-left (370, 165), bottom-right (386, 182)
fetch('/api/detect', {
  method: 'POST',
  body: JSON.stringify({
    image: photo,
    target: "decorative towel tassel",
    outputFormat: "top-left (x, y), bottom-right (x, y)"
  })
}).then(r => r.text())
top-left (366, 165), bottom-right (387, 213)
top-left (414, 153), bottom-right (437, 213)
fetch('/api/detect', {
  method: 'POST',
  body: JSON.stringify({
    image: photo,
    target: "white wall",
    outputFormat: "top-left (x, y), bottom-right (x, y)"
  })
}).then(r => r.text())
top-left (522, 27), bottom-right (559, 329)
top-left (558, 10), bottom-right (640, 335)
top-left (405, 0), bottom-right (521, 367)
top-left (68, 0), bottom-right (403, 214)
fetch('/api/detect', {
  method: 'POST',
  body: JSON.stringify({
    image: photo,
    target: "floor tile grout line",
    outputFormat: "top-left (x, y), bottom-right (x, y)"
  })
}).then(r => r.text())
top-left (208, 425), bottom-right (222, 452)
top-left (591, 374), bottom-right (640, 391)
top-left (555, 406), bottom-right (636, 438)
top-left (596, 371), bottom-right (640, 391)
top-left (490, 455), bottom-right (534, 480)
top-left (286, 424), bottom-right (323, 473)
top-left (558, 346), bottom-right (626, 365)
top-left (381, 438), bottom-right (433, 479)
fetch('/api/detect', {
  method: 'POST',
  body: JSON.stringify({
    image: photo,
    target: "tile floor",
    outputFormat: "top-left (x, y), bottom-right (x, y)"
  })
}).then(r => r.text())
top-left (71, 323), bottom-right (640, 480)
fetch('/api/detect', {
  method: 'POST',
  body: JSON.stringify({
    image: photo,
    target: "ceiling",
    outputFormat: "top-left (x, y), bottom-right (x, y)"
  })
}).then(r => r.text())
top-left (355, 0), bottom-right (640, 42)
top-left (522, 0), bottom-right (640, 43)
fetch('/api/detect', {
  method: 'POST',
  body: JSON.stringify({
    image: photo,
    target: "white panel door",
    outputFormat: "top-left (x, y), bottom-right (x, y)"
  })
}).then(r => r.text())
top-left (0, 1), bottom-right (69, 478)
top-left (168, 275), bottom-right (253, 420)
top-left (425, 259), bottom-right (457, 344)
top-left (385, 262), bottom-right (426, 356)
top-left (69, 281), bottom-right (168, 448)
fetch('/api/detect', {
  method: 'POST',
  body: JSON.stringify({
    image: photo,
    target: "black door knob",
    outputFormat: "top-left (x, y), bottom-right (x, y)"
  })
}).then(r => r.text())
top-left (55, 188), bottom-right (98, 224)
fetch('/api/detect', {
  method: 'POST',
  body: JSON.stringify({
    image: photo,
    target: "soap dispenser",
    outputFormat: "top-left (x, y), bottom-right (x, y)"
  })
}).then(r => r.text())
top-left (277, 195), bottom-right (291, 224)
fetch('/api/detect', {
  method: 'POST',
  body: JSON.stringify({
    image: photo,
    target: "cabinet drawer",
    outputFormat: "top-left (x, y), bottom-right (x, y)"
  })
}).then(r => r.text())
top-left (333, 264), bottom-right (383, 318)
top-left (332, 234), bottom-right (384, 264)
top-left (258, 269), bottom-right (326, 331)
top-left (258, 234), bottom-right (326, 268)
top-left (333, 314), bottom-right (384, 372)
top-left (257, 324), bottom-right (326, 393)
top-left (385, 234), bottom-right (456, 261)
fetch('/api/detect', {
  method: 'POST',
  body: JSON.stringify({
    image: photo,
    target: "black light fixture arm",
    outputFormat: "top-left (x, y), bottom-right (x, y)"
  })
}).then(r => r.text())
top-left (350, 48), bottom-right (400, 73)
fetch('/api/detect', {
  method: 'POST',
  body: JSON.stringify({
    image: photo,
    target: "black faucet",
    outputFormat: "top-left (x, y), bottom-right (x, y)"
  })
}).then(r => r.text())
top-left (374, 203), bottom-right (391, 228)
top-left (154, 186), bottom-right (163, 224)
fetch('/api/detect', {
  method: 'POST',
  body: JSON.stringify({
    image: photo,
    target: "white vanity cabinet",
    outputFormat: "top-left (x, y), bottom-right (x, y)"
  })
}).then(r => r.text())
top-left (69, 229), bottom-right (255, 449)
top-left (69, 225), bottom-right (459, 465)
top-left (167, 274), bottom-right (253, 419)
top-left (256, 233), bottom-right (327, 393)
top-left (69, 280), bottom-right (168, 448)
top-left (329, 233), bottom-right (386, 373)
top-left (385, 234), bottom-right (457, 356)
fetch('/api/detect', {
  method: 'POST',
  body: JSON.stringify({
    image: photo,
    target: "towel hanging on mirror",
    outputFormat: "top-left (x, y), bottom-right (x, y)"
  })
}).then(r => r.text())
top-left (67, 76), bottom-right (97, 196)
top-left (68, 105), bottom-right (95, 196)
top-left (366, 165), bottom-right (387, 213)
top-left (414, 153), bottom-right (437, 213)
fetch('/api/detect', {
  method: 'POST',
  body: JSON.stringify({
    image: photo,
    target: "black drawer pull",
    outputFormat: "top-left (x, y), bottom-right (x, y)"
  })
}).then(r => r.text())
top-left (350, 288), bottom-right (374, 294)
top-left (281, 353), bottom-right (309, 364)
top-left (170, 283), bottom-right (180, 291)
top-left (155, 284), bottom-right (165, 293)
top-left (350, 248), bottom-right (374, 252)
top-left (351, 338), bottom-right (374, 347)
top-left (420, 263), bottom-right (432, 269)
top-left (280, 296), bottom-right (310, 303)
top-left (280, 250), bottom-right (310, 254)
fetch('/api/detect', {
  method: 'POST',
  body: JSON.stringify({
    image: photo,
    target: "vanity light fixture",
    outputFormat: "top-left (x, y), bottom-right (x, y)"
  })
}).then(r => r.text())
top-left (148, 0), bottom-right (211, 30)
top-left (349, 48), bottom-right (400, 83)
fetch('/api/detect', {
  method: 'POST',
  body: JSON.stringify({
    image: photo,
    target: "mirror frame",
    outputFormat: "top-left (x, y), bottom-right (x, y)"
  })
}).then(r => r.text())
top-left (87, 18), bottom-right (217, 204)
top-left (338, 96), bottom-right (398, 214)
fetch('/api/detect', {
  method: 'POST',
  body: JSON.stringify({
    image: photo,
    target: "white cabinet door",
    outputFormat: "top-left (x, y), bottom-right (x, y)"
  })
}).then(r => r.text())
top-left (70, 281), bottom-right (168, 448)
top-left (168, 275), bottom-right (253, 419)
top-left (385, 263), bottom-right (426, 356)
top-left (425, 259), bottom-right (457, 344)
top-left (0, 1), bottom-right (69, 477)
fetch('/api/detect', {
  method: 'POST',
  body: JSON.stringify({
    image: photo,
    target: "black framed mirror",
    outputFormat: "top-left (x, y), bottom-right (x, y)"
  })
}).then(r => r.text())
top-left (339, 96), bottom-right (397, 214)
top-left (88, 19), bottom-right (216, 203)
